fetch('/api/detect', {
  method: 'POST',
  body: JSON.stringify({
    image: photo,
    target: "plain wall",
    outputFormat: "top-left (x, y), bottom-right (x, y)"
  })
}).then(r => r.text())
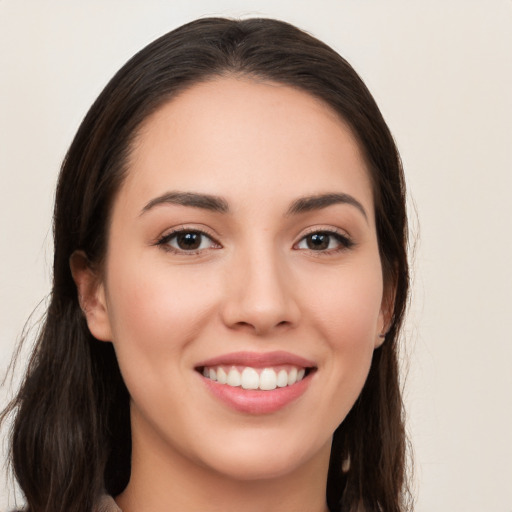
top-left (1, 1), bottom-right (511, 510)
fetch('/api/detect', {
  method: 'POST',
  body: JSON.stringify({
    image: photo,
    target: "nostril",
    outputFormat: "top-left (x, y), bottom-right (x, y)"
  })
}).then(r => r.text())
top-left (232, 321), bottom-right (256, 331)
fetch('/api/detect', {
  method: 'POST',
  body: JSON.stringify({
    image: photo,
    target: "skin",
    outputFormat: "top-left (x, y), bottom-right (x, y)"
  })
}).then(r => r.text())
top-left (72, 77), bottom-right (391, 512)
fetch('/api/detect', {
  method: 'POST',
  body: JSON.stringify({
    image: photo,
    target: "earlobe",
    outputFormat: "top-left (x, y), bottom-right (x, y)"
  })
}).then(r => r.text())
top-left (375, 281), bottom-right (396, 349)
top-left (69, 251), bottom-right (112, 342)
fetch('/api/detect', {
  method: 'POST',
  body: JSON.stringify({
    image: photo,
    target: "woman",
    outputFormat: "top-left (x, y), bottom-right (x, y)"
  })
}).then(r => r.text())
top-left (1, 17), bottom-right (410, 512)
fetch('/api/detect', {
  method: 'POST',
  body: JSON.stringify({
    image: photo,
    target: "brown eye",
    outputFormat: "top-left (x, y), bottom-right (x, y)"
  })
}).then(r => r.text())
top-left (158, 230), bottom-right (219, 253)
top-left (296, 231), bottom-right (353, 252)
top-left (306, 233), bottom-right (329, 250)
top-left (176, 232), bottom-right (202, 250)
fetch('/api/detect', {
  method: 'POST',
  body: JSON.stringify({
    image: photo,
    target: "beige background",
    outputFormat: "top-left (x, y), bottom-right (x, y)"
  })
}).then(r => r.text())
top-left (1, 1), bottom-right (511, 510)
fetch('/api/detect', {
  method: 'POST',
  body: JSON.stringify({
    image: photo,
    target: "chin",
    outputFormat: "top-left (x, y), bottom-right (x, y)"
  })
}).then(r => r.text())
top-left (195, 431), bottom-right (330, 482)
top-left (208, 454), bottom-right (305, 482)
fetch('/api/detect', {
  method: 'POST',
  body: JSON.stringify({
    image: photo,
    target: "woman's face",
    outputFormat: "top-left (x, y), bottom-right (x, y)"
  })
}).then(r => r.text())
top-left (85, 77), bottom-right (389, 481)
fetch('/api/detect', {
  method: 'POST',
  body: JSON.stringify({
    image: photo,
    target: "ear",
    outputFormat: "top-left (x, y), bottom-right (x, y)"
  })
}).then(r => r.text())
top-left (69, 250), bottom-right (112, 342)
top-left (375, 280), bottom-right (396, 349)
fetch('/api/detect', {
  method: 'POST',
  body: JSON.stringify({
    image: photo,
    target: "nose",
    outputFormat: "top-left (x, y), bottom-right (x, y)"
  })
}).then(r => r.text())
top-left (220, 244), bottom-right (300, 336)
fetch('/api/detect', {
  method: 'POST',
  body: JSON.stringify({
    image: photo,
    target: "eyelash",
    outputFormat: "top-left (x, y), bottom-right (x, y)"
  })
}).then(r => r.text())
top-left (154, 228), bottom-right (354, 255)
top-left (155, 228), bottom-right (221, 254)
top-left (293, 229), bottom-right (354, 254)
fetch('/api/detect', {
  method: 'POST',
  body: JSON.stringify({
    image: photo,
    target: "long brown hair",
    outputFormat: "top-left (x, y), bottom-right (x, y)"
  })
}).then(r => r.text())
top-left (1, 17), bottom-right (411, 512)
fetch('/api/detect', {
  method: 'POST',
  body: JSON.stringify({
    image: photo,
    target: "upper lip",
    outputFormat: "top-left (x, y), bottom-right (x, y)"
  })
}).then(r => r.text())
top-left (195, 351), bottom-right (316, 369)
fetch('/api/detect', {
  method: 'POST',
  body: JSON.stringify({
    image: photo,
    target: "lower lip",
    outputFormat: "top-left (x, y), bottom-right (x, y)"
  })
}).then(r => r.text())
top-left (200, 372), bottom-right (313, 414)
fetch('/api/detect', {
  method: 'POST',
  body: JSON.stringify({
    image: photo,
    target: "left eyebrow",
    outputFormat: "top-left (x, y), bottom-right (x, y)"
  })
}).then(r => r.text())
top-left (286, 193), bottom-right (368, 221)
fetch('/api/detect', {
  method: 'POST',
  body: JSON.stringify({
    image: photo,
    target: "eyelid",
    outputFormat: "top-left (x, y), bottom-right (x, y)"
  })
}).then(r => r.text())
top-left (293, 226), bottom-right (355, 252)
top-left (296, 225), bottom-right (352, 241)
top-left (153, 225), bottom-right (222, 254)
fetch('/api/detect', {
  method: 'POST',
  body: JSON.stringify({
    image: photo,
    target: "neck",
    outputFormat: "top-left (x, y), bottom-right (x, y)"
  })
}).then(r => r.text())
top-left (116, 416), bottom-right (331, 512)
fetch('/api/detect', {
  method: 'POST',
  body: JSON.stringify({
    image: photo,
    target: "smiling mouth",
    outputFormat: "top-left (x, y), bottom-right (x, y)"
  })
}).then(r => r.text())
top-left (197, 365), bottom-right (315, 391)
top-left (195, 352), bottom-right (317, 413)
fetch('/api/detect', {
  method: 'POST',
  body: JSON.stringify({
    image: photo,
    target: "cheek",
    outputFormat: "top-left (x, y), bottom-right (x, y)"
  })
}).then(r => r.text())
top-left (103, 257), bottom-right (221, 382)
top-left (301, 258), bottom-right (383, 415)
top-left (304, 256), bottom-right (383, 342)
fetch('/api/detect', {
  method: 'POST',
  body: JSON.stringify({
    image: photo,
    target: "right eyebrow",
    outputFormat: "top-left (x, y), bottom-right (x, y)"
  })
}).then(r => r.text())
top-left (140, 191), bottom-right (230, 216)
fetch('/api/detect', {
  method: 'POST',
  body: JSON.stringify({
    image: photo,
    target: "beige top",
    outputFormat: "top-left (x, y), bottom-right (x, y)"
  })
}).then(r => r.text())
top-left (95, 495), bottom-right (122, 512)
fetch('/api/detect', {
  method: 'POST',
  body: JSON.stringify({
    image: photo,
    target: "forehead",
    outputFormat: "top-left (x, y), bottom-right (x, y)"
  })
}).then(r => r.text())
top-left (122, 77), bottom-right (374, 217)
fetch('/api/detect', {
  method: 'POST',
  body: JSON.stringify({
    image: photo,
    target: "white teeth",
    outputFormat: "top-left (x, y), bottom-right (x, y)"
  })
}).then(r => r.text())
top-left (217, 367), bottom-right (227, 384)
top-left (227, 367), bottom-right (241, 387)
top-left (260, 368), bottom-right (277, 390)
top-left (241, 367), bottom-right (259, 390)
top-left (203, 365), bottom-right (309, 390)
top-left (276, 369), bottom-right (288, 388)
